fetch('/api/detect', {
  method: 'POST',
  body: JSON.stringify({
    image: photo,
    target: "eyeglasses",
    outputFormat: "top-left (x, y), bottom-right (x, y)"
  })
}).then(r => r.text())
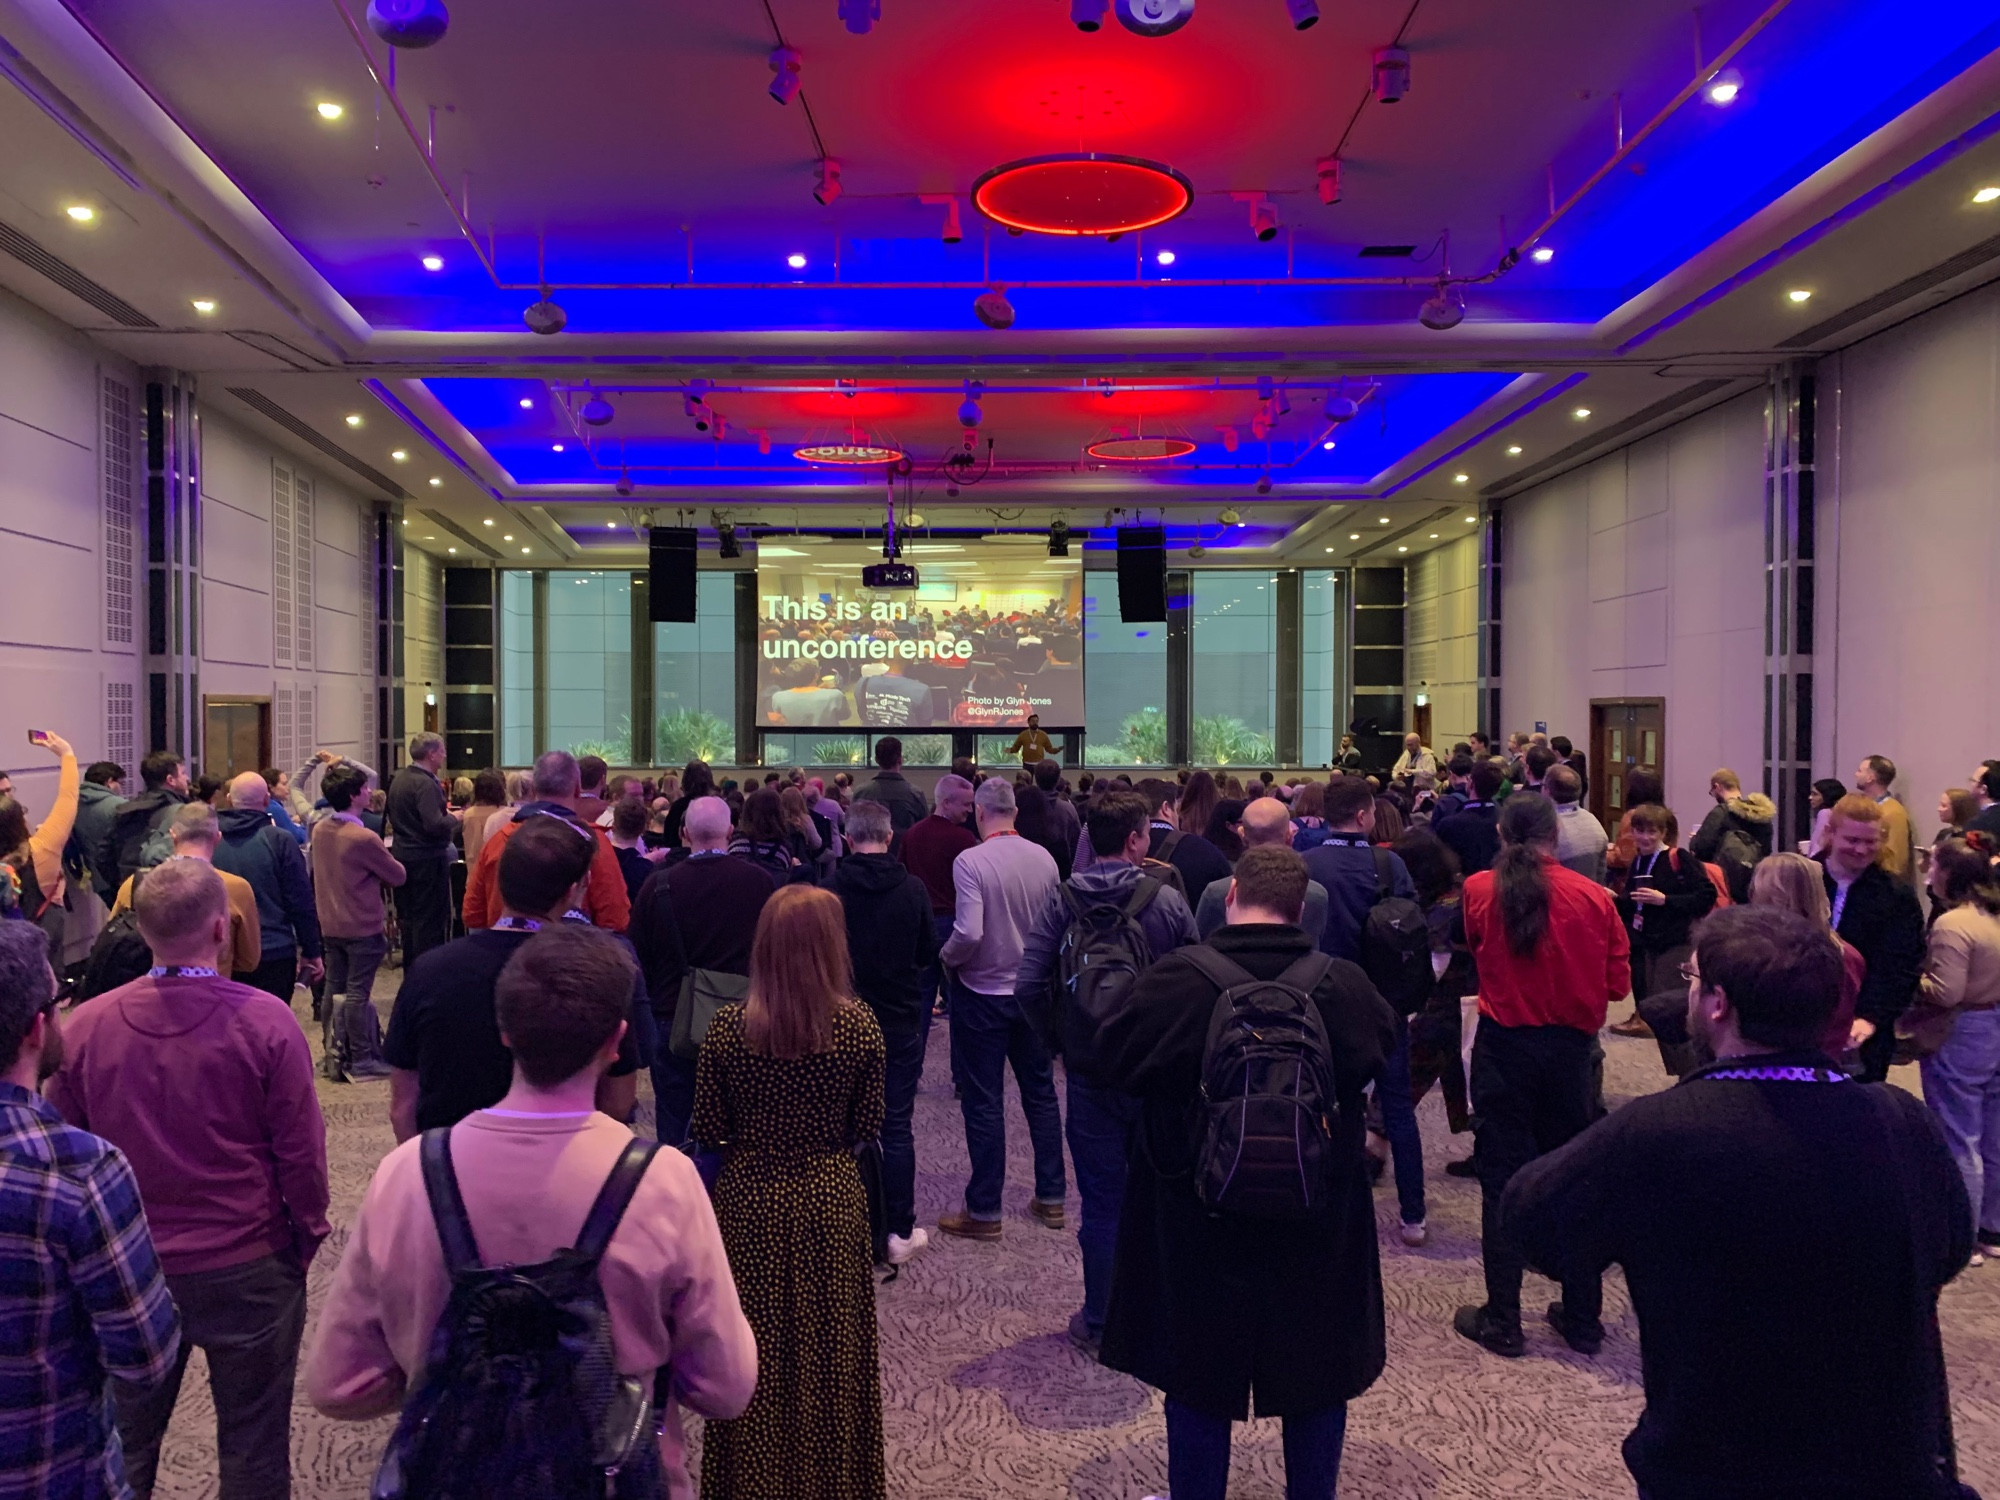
top-left (1679, 962), bottom-right (1701, 985)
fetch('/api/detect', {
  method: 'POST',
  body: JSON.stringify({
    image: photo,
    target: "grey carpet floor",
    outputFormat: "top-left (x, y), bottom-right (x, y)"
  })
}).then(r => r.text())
top-left (146, 978), bottom-right (2000, 1499)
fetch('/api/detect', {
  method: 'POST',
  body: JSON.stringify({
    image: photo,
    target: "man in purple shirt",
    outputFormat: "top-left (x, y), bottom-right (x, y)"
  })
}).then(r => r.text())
top-left (50, 857), bottom-right (329, 1500)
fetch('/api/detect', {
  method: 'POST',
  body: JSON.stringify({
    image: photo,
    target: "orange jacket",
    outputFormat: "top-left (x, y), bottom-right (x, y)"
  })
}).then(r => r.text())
top-left (460, 809), bottom-right (631, 933)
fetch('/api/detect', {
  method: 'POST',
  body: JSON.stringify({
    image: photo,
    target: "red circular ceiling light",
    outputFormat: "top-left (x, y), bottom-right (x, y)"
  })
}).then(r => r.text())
top-left (793, 442), bottom-right (906, 466)
top-left (973, 153), bottom-right (1194, 237)
top-left (1087, 435), bottom-right (1198, 461)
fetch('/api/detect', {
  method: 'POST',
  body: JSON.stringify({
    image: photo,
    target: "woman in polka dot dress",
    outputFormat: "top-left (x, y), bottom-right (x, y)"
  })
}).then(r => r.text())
top-left (693, 884), bottom-right (887, 1500)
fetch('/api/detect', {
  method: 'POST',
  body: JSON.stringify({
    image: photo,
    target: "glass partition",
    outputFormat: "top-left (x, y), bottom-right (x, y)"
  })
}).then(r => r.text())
top-left (499, 570), bottom-right (536, 765)
top-left (546, 571), bottom-right (632, 761)
top-left (1302, 569), bottom-right (1342, 767)
top-left (652, 571), bottom-right (739, 766)
top-left (1191, 571), bottom-right (1277, 765)
top-left (1081, 577), bottom-right (1168, 766)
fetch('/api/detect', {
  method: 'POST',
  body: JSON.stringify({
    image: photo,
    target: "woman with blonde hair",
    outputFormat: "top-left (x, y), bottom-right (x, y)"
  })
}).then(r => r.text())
top-left (693, 884), bottom-right (886, 1500)
top-left (1748, 851), bottom-right (1866, 1057)
top-left (504, 769), bottom-right (533, 805)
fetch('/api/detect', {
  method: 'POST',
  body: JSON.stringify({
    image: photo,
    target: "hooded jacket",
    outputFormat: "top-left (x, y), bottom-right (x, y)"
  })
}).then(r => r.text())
top-left (106, 787), bottom-right (185, 889)
top-left (825, 852), bottom-right (939, 1031)
top-left (71, 781), bottom-right (126, 899)
top-left (211, 807), bottom-right (323, 962)
top-left (1689, 793), bottom-right (1776, 865)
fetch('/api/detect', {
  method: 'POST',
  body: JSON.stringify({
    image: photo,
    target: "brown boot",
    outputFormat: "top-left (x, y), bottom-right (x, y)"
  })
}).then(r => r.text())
top-left (1030, 1198), bottom-right (1066, 1230)
top-left (937, 1211), bottom-right (1002, 1242)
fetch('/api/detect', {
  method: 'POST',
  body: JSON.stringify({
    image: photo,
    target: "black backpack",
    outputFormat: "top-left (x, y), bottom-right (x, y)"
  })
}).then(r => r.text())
top-left (1714, 825), bottom-right (1763, 905)
top-left (1184, 947), bottom-right (1342, 1221)
top-left (1359, 848), bottom-right (1432, 1015)
top-left (371, 1131), bottom-right (663, 1500)
top-left (1049, 877), bottom-right (1163, 1080)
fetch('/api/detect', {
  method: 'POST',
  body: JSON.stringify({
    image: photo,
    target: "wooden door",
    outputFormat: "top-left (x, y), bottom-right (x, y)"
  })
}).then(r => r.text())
top-left (1412, 702), bottom-right (1432, 751)
top-left (202, 698), bottom-right (270, 781)
top-left (1589, 698), bottom-right (1665, 827)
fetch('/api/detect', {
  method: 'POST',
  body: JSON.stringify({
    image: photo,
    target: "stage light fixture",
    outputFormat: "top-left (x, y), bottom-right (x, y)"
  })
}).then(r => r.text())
top-left (367, 0), bottom-right (449, 48)
top-left (839, 0), bottom-right (879, 34)
top-left (1315, 155), bottom-right (1342, 206)
top-left (1418, 280), bottom-right (1465, 330)
top-left (718, 521), bottom-right (741, 559)
top-left (973, 288), bottom-right (1016, 329)
top-left (1372, 46), bottom-right (1410, 103)
top-left (523, 296), bottom-right (567, 335)
top-left (1219, 507), bottom-right (1241, 524)
top-left (814, 158), bottom-right (843, 207)
top-left (1071, 0), bottom-right (1108, 28)
top-left (940, 199), bottom-right (963, 243)
top-left (1286, 0), bottom-right (1319, 29)
top-left (684, 395), bottom-right (713, 432)
top-left (1049, 519), bottom-right (1071, 556)
top-left (1530, 246), bottom-right (1554, 263)
top-left (1325, 393), bottom-right (1359, 421)
top-left (1255, 473), bottom-right (1272, 494)
top-left (1114, 0), bottom-right (1194, 37)
top-left (581, 393), bottom-right (615, 426)
top-left (615, 470), bottom-right (634, 496)
top-left (1248, 196), bottom-right (1279, 242)
top-left (768, 46), bottom-right (802, 105)
top-left (958, 380), bottom-right (984, 428)
top-left (1219, 426), bottom-right (1239, 452)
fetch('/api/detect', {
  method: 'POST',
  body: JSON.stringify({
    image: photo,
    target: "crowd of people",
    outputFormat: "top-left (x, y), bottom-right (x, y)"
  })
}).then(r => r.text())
top-left (1, 723), bottom-right (1997, 1500)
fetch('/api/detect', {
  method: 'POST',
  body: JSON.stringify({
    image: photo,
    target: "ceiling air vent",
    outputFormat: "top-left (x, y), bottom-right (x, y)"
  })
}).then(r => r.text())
top-left (1359, 245), bottom-right (1416, 258)
top-left (0, 221), bottom-right (158, 327)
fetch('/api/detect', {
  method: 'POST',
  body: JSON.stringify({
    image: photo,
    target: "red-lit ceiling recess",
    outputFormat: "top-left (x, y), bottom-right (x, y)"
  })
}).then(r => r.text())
top-left (972, 153), bottom-right (1194, 237)
top-left (1086, 435), bottom-right (1198, 460)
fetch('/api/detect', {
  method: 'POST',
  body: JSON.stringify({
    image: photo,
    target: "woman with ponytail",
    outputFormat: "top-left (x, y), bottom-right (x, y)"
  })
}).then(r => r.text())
top-left (1455, 792), bottom-right (1632, 1361)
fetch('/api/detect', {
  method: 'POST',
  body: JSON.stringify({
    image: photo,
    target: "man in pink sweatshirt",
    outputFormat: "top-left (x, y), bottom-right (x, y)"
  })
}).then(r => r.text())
top-left (305, 922), bottom-right (757, 1499)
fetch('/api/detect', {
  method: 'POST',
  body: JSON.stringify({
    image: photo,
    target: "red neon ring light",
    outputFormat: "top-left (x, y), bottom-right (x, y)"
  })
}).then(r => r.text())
top-left (1086, 435), bottom-right (1198, 461)
top-left (972, 153), bottom-right (1194, 237)
top-left (793, 443), bottom-right (906, 466)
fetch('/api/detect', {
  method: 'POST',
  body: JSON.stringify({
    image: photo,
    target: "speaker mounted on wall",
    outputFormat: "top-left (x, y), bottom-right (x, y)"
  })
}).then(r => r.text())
top-left (648, 526), bottom-right (698, 623)
top-left (1116, 525), bottom-right (1167, 622)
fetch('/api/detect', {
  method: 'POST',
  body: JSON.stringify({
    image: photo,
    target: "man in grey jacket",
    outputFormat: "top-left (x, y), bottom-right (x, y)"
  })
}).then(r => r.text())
top-left (1015, 787), bottom-right (1197, 1353)
top-left (1195, 796), bottom-right (1330, 938)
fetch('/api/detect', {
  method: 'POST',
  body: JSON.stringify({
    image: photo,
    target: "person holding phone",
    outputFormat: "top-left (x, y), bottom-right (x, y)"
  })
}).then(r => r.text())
top-left (0, 730), bottom-right (80, 948)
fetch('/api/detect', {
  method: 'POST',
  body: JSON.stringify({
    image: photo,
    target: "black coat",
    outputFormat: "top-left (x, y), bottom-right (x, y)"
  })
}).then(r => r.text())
top-left (106, 787), bottom-right (184, 888)
top-left (1818, 857), bottom-right (1925, 1029)
top-left (825, 852), bottom-right (938, 1033)
top-left (1613, 845), bottom-right (1717, 955)
top-left (1093, 923), bottom-right (1397, 1420)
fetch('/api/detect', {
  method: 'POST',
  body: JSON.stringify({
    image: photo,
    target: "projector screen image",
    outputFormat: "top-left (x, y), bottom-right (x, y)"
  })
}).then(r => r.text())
top-left (757, 540), bottom-right (1083, 729)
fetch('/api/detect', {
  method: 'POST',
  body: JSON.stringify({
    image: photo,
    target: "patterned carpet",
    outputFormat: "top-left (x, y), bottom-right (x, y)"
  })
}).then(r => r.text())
top-left (145, 978), bottom-right (2000, 1500)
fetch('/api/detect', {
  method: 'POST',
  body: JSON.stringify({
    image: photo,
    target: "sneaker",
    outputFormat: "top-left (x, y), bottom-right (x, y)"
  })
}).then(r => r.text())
top-left (936, 1211), bottom-right (1002, 1242)
top-left (1444, 1155), bottom-right (1480, 1179)
top-left (1970, 1251), bottom-right (1987, 1269)
top-left (1453, 1303), bottom-right (1525, 1358)
top-left (1066, 1309), bottom-right (1101, 1358)
top-left (1546, 1301), bottom-right (1605, 1356)
top-left (887, 1228), bottom-right (930, 1265)
top-left (1399, 1219), bottom-right (1429, 1247)
top-left (1978, 1227), bottom-right (2000, 1253)
top-left (1030, 1198), bottom-right (1066, 1230)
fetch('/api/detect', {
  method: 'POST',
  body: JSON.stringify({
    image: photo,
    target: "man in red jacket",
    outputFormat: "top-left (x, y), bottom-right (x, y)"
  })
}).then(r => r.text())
top-left (461, 750), bottom-right (629, 933)
top-left (1455, 794), bottom-right (1630, 1360)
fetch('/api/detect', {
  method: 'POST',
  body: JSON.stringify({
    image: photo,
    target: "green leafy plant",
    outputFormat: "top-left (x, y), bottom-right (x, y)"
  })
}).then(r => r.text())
top-left (811, 737), bottom-right (866, 765)
top-left (655, 709), bottom-right (734, 766)
top-left (901, 734), bottom-right (951, 765)
top-left (1084, 706), bottom-right (1168, 766)
top-left (1194, 714), bottom-right (1274, 767)
top-left (568, 733), bottom-right (632, 764)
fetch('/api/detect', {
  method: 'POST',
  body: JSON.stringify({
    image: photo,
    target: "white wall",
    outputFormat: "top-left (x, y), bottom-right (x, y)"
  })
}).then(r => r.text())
top-left (404, 548), bottom-right (443, 746)
top-left (1822, 278), bottom-right (2000, 844)
top-left (1404, 532), bottom-right (1481, 748)
top-left (1501, 390), bottom-right (1768, 820)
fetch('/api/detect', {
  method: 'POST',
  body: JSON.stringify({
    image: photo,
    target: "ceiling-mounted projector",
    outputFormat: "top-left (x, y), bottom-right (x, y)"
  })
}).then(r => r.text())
top-left (862, 562), bottom-right (920, 589)
top-left (367, 0), bottom-right (449, 48)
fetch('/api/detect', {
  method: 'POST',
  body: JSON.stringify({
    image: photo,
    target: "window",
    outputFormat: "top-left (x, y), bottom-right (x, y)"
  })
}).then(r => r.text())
top-left (547, 572), bottom-right (632, 761)
top-left (763, 732), bottom-right (869, 769)
top-left (1302, 570), bottom-right (1344, 767)
top-left (1081, 578), bottom-right (1166, 765)
top-left (652, 571), bottom-right (738, 766)
top-left (1191, 572), bottom-right (1277, 765)
top-left (499, 571), bottom-right (536, 764)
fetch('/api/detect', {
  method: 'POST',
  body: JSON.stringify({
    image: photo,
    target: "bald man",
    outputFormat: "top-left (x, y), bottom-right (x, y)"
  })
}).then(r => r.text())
top-left (213, 772), bottom-right (324, 1001)
top-left (1194, 796), bottom-right (1332, 939)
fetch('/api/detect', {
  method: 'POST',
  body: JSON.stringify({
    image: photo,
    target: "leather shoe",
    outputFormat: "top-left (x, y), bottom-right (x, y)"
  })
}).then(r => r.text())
top-left (1444, 1155), bottom-right (1480, 1179)
top-left (1608, 1012), bottom-right (1654, 1038)
top-left (937, 1211), bottom-right (1001, 1242)
top-left (1547, 1301), bottom-right (1605, 1356)
top-left (1030, 1198), bottom-right (1066, 1230)
top-left (1453, 1304), bottom-right (1525, 1358)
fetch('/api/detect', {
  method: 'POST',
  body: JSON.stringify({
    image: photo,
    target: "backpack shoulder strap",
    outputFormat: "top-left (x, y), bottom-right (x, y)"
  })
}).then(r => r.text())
top-left (419, 1128), bottom-right (483, 1275)
top-left (1158, 829), bottom-right (1184, 862)
top-left (1123, 875), bottom-right (1162, 918)
top-left (1276, 950), bottom-right (1335, 997)
top-left (1061, 882), bottom-right (1090, 922)
top-left (573, 1138), bottom-right (663, 1266)
top-left (1181, 944), bottom-right (1254, 995)
top-left (1369, 845), bottom-right (1393, 902)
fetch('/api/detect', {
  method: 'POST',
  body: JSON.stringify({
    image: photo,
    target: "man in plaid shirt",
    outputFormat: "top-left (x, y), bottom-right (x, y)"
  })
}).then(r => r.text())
top-left (0, 919), bottom-right (179, 1499)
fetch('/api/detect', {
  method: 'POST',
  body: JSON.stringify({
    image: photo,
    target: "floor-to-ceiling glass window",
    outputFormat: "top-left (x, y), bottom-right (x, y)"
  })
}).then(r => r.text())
top-left (499, 570), bottom-right (536, 765)
top-left (652, 570), bottom-right (738, 766)
top-left (546, 571), bottom-right (632, 761)
top-left (1302, 569), bottom-right (1343, 767)
top-left (1081, 575), bottom-right (1168, 766)
top-left (1191, 571), bottom-right (1278, 766)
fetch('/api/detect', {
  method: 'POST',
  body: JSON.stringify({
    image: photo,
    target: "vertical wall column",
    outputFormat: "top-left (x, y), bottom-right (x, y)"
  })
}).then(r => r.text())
top-left (629, 572), bottom-right (656, 767)
top-left (1476, 501), bottom-right (1503, 740)
top-left (444, 567), bottom-right (497, 774)
top-left (371, 507), bottom-right (406, 772)
top-left (1763, 362), bottom-right (1818, 847)
top-left (1352, 567), bottom-right (1406, 771)
top-left (1274, 569), bottom-right (1302, 764)
top-left (733, 573), bottom-right (758, 766)
top-left (1164, 568), bottom-right (1193, 767)
top-left (142, 373), bottom-right (200, 760)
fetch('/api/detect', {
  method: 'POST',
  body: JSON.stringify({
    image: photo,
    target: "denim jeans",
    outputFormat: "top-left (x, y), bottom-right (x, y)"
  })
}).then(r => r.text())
top-left (1065, 1074), bottom-right (1138, 1336)
top-left (653, 1048), bottom-right (698, 1147)
top-left (1165, 1397), bottom-right (1348, 1500)
top-left (324, 932), bottom-right (388, 1008)
top-left (918, 913), bottom-right (955, 1015)
top-left (947, 976), bottom-right (1065, 1218)
top-left (881, 1011), bottom-right (932, 1238)
top-left (1921, 1006), bottom-right (2000, 1237)
top-left (1376, 1013), bottom-right (1426, 1225)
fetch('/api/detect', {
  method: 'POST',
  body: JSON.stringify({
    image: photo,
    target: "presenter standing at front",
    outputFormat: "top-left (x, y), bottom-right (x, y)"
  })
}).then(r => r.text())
top-left (1005, 714), bottom-right (1065, 766)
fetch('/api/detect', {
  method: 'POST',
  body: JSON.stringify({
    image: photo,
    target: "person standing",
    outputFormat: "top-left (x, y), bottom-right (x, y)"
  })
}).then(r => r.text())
top-left (691, 886), bottom-right (886, 1500)
top-left (607, 793), bottom-right (664, 904)
top-left (1012, 788), bottom-right (1197, 1352)
top-left (1611, 803), bottom-right (1717, 1009)
top-left (94, 805), bottom-right (262, 996)
top-left (1504, 905), bottom-right (1974, 1500)
top-left (937, 777), bottom-right (1066, 1240)
top-left (1818, 794), bottom-right (1925, 1083)
top-left (457, 767), bottom-right (510, 870)
top-left (72, 759), bottom-right (127, 903)
top-left (1689, 768), bottom-right (1776, 876)
top-left (1546, 765), bottom-right (1608, 882)
top-left (213, 773), bottom-right (324, 1004)
top-left (105, 752), bottom-right (188, 889)
top-left (309, 764), bottom-right (406, 1082)
top-left (1454, 794), bottom-right (1630, 1359)
top-left (1433, 760), bottom-right (1504, 877)
top-left (461, 751), bottom-right (630, 933)
top-left (1004, 714), bottom-right (1063, 766)
top-left (1300, 775), bottom-right (1418, 963)
top-left (0, 731), bottom-right (80, 952)
top-left (49, 858), bottom-right (329, 1500)
top-left (1197, 796), bottom-right (1330, 939)
top-left (1856, 754), bottom-right (1918, 888)
top-left (0, 919), bottom-right (182, 1498)
top-left (826, 798), bottom-right (941, 1265)
top-left (1968, 761), bottom-right (2000, 841)
top-left (386, 733), bottom-right (458, 966)
top-left (1093, 846), bottom-right (1396, 1500)
top-left (306, 923), bottom-right (757, 1500)
top-left (1390, 732), bottom-right (1437, 790)
top-left (628, 796), bottom-right (775, 1146)
top-left (853, 737), bottom-right (928, 838)
top-left (900, 774), bottom-right (978, 1019)
top-left (1033, 758), bottom-right (1082, 877)
top-left (1905, 837), bottom-right (2000, 1266)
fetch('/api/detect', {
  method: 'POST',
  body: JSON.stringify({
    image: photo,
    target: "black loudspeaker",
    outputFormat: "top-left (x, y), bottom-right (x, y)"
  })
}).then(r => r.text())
top-left (1116, 525), bottom-right (1167, 622)
top-left (648, 527), bottom-right (698, 623)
